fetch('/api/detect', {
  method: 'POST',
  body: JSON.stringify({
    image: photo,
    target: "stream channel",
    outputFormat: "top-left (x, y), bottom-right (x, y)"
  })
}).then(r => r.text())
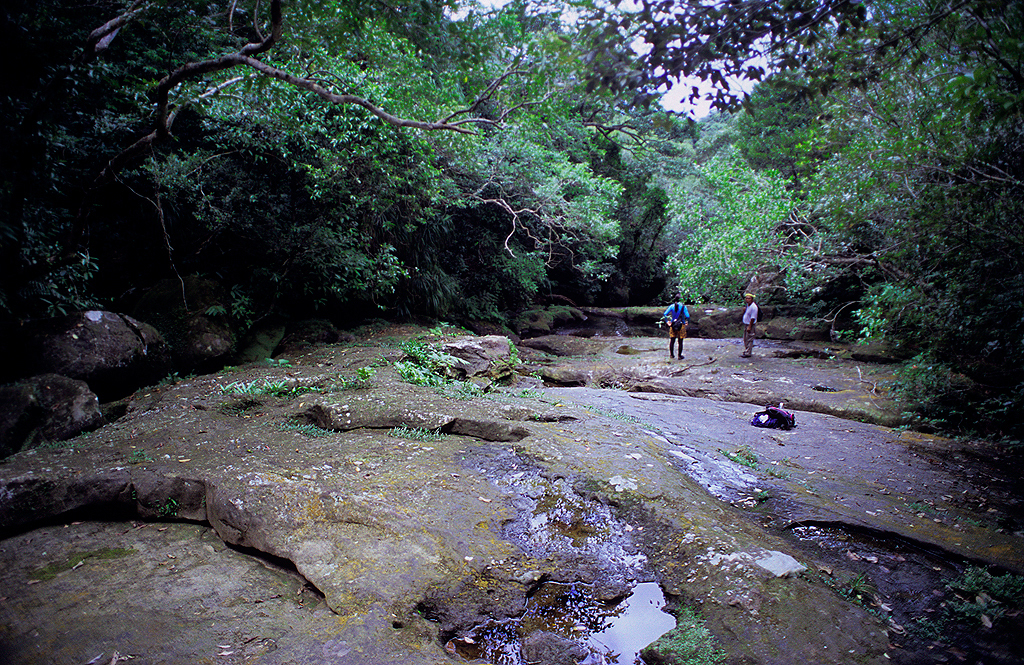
top-left (519, 314), bottom-right (1024, 665)
top-left (450, 581), bottom-right (675, 665)
top-left (1, 316), bottom-right (1022, 665)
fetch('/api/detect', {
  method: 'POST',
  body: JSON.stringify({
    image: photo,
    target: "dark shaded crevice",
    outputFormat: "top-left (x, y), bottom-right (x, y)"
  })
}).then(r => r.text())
top-left (115, 312), bottom-right (150, 350)
top-left (223, 540), bottom-right (326, 601)
top-left (99, 398), bottom-right (131, 423)
top-left (0, 472), bottom-right (208, 538)
top-left (0, 501), bottom-right (142, 540)
top-left (782, 519), bottom-right (995, 572)
top-left (439, 417), bottom-right (531, 442)
top-left (778, 518), bottom-right (1024, 665)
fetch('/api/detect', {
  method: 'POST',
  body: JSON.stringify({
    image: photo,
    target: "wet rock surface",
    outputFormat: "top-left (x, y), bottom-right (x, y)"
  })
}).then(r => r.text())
top-left (0, 325), bottom-right (1021, 665)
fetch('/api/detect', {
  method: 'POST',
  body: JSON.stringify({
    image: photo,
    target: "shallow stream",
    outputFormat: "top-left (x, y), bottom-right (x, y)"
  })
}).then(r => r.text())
top-left (450, 581), bottom-right (676, 665)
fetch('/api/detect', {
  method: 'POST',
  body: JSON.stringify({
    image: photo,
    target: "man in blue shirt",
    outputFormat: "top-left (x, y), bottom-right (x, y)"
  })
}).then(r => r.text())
top-left (662, 299), bottom-right (690, 359)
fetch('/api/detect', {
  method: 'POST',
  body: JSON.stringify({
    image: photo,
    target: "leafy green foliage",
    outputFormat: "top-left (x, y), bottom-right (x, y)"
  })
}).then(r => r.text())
top-left (334, 367), bottom-right (377, 390)
top-left (393, 340), bottom-right (460, 386)
top-left (792, 1), bottom-right (1024, 437)
top-left (718, 445), bottom-right (759, 470)
top-left (158, 498), bottom-right (180, 518)
top-left (128, 449), bottom-right (154, 465)
top-left (0, 0), bottom-right (638, 327)
top-left (0, 0), bottom-right (227, 317)
top-left (835, 572), bottom-right (877, 605)
top-left (914, 566), bottom-right (1024, 639)
top-left (665, 151), bottom-right (793, 302)
top-left (585, 127), bottom-right (692, 305)
top-left (888, 356), bottom-right (978, 433)
top-left (220, 378), bottom-right (322, 399)
top-left (735, 77), bottom-right (826, 188)
top-left (441, 380), bottom-right (486, 400)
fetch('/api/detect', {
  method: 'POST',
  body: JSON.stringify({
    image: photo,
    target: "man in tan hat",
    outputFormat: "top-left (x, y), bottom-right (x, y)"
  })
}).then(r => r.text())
top-left (741, 293), bottom-right (758, 357)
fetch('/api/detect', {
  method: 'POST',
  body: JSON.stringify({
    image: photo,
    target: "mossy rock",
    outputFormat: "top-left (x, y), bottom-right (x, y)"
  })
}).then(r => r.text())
top-left (641, 607), bottom-right (725, 665)
top-left (513, 306), bottom-right (586, 337)
top-left (761, 317), bottom-right (831, 342)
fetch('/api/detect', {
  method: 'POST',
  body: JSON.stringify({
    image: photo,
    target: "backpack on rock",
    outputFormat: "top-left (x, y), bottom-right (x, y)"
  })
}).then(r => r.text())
top-left (751, 405), bottom-right (796, 430)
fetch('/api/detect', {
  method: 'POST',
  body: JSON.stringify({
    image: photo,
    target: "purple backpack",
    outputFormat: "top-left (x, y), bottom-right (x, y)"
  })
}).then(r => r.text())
top-left (751, 405), bottom-right (796, 430)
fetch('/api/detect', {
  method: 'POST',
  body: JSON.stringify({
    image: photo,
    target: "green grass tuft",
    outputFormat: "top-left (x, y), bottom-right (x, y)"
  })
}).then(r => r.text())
top-left (388, 425), bottom-right (446, 441)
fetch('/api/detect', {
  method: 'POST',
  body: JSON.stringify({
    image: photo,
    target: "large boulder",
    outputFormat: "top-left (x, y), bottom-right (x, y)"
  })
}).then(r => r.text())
top-left (695, 305), bottom-right (774, 339)
top-left (133, 276), bottom-right (235, 372)
top-left (519, 335), bottom-right (608, 358)
top-left (19, 310), bottom-right (172, 399)
top-left (761, 317), bottom-right (832, 342)
top-left (513, 306), bottom-right (587, 338)
top-left (463, 319), bottom-right (520, 343)
top-left (441, 335), bottom-right (513, 378)
top-left (275, 319), bottom-right (353, 357)
top-left (231, 317), bottom-right (288, 365)
top-left (0, 374), bottom-right (104, 459)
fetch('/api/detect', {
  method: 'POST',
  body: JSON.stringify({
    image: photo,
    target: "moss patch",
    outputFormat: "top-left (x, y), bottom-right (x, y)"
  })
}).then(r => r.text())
top-left (641, 606), bottom-right (725, 665)
top-left (31, 547), bottom-right (136, 582)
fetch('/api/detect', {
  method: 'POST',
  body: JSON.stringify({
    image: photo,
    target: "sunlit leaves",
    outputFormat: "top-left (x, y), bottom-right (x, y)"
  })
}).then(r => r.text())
top-left (665, 150), bottom-right (792, 302)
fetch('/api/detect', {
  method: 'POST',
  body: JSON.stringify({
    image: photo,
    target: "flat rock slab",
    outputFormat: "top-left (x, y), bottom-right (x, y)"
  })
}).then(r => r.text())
top-left (529, 336), bottom-right (902, 426)
top-left (544, 386), bottom-right (1024, 575)
top-left (0, 329), bottom-right (1020, 665)
top-left (0, 522), bottom-right (344, 665)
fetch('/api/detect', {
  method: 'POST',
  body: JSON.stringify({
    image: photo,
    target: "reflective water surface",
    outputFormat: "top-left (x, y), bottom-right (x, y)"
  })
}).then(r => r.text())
top-left (451, 581), bottom-right (675, 665)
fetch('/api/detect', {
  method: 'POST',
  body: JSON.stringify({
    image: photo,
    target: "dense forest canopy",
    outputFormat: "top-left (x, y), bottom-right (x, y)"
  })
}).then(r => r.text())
top-left (1, 0), bottom-right (1021, 439)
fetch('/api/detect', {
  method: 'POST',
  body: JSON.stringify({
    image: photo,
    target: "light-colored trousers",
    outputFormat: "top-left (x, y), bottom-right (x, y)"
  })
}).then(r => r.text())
top-left (743, 325), bottom-right (756, 355)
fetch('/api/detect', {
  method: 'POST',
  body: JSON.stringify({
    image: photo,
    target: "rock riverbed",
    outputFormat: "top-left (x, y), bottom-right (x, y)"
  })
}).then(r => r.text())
top-left (1, 325), bottom-right (1021, 665)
